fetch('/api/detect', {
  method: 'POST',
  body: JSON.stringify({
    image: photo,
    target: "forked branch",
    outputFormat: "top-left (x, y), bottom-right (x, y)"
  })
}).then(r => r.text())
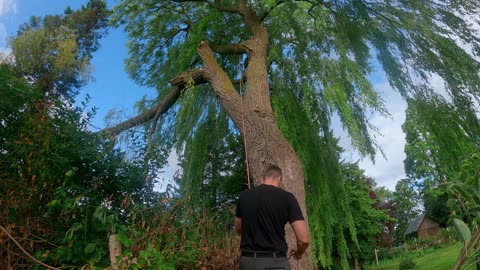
top-left (101, 68), bottom-right (245, 137)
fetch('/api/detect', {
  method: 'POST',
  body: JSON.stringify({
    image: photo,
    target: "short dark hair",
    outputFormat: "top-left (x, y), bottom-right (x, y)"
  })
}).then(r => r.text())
top-left (263, 165), bottom-right (282, 180)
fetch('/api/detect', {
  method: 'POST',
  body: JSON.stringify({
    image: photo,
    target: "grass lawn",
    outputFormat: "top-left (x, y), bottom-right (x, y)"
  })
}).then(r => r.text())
top-left (368, 243), bottom-right (474, 270)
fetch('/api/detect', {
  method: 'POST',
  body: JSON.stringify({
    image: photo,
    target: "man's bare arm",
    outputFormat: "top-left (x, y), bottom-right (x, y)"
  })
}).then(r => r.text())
top-left (235, 217), bottom-right (242, 235)
top-left (289, 220), bottom-right (310, 260)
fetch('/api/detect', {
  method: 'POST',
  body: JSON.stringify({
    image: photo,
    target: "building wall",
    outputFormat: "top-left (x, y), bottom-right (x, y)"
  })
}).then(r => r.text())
top-left (417, 217), bottom-right (441, 238)
top-left (418, 226), bottom-right (441, 238)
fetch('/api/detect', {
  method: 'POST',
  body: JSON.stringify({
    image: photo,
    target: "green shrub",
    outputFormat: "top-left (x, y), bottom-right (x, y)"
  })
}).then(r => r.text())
top-left (399, 257), bottom-right (416, 270)
top-left (377, 246), bottom-right (408, 261)
top-left (117, 199), bottom-right (240, 270)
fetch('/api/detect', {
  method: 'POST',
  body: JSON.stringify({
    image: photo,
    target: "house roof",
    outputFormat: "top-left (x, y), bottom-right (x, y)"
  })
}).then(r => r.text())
top-left (404, 214), bottom-right (426, 236)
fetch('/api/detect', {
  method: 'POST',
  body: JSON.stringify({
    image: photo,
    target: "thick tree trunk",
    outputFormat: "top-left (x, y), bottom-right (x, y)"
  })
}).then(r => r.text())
top-left (242, 99), bottom-right (314, 270)
top-left (197, 2), bottom-right (314, 268)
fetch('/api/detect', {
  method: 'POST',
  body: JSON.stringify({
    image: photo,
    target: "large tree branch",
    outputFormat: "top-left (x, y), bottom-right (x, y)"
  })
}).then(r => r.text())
top-left (100, 68), bottom-right (245, 137)
top-left (103, 87), bottom-right (181, 137)
top-left (101, 69), bottom-right (204, 137)
top-left (197, 40), bottom-right (244, 132)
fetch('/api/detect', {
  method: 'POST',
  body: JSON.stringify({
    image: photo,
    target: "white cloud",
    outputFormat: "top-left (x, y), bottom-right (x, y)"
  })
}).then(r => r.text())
top-left (451, 14), bottom-right (480, 61)
top-left (154, 150), bottom-right (181, 193)
top-left (0, 0), bottom-right (17, 17)
top-left (358, 91), bottom-right (407, 190)
top-left (337, 82), bottom-right (407, 191)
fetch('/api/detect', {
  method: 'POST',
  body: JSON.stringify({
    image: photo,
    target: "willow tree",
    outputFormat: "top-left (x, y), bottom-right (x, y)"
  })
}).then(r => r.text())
top-left (403, 93), bottom-right (480, 183)
top-left (109, 0), bottom-right (480, 268)
top-left (402, 93), bottom-right (480, 232)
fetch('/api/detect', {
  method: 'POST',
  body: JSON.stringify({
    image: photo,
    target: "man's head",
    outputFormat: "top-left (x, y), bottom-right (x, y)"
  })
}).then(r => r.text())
top-left (262, 165), bottom-right (283, 187)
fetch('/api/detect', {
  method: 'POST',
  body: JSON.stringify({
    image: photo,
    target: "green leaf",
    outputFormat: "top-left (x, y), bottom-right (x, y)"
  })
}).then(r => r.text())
top-left (85, 243), bottom-right (96, 253)
top-left (65, 222), bottom-right (82, 241)
top-left (116, 231), bottom-right (131, 247)
top-left (453, 218), bottom-right (471, 244)
top-left (65, 169), bottom-right (75, 177)
top-left (93, 205), bottom-right (106, 225)
top-left (47, 199), bottom-right (60, 208)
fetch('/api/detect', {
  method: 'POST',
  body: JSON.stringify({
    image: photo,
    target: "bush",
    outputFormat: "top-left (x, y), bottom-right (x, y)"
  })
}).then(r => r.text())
top-left (377, 246), bottom-right (408, 261)
top-left (399, 257), bottom-right (416, 270)
top-left (117, 198), bottom-right (240, 270)
top-left (0, 93), bottom-right (158, 269)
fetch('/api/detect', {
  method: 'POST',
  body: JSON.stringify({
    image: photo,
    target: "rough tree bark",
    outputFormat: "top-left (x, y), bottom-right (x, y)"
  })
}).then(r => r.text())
top-left (196, 2), bottom-right (313, 268)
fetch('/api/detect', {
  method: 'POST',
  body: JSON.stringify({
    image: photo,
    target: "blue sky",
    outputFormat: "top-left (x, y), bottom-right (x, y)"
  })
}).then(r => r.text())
top-left (0, 0), bottom-right (413, 190)
top-left (0, 0), bottom-right (156, 127)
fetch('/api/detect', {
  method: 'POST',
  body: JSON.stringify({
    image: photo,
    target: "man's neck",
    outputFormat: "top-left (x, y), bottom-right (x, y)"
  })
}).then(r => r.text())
top-left (262, 181), bottom-right (281, 188)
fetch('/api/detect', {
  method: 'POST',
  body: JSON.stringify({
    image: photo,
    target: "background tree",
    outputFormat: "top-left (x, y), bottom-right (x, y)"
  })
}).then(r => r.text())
top-left (0, 60), bottom-right (158, 267)
top-left (0, 2), bottom-right (130, 268)
top-left (373, 186), bottom-right (397, 249)
top-left (342, 163), bottom-right (394, 269)
top-left (403, 93), bottom-right (480, 183)
top-left (393, 178), bottom-right (421, 244)
top-left (10, 0), bottom-right (108, 98)
top-left (109, 0), bottom-right (480, 268)
top-left (402, 93), bottom-right (479, 229)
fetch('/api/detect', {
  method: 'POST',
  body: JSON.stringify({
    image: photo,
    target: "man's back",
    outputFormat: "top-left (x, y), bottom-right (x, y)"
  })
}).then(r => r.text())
top-left (236, 184), bottom-right (304, 253)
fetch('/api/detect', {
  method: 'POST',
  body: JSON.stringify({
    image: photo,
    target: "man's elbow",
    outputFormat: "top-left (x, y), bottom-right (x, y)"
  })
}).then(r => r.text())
top-left (298, 237), bottom-right (310, 247)
top-left (298, 230), bottom-right (310, 248)
top-left (291, 220), bottom-right (310, 247)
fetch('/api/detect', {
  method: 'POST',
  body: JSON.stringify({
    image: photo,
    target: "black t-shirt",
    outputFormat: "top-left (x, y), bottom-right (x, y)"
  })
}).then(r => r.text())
top-left (235, 184), bottom-right (304, 253)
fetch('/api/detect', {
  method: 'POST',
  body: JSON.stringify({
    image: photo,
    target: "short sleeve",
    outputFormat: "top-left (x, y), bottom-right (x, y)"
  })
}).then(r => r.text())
top-left (287, 193), bottom-right (304, 223)
top-left (235, 197), bottom-right (242, 218)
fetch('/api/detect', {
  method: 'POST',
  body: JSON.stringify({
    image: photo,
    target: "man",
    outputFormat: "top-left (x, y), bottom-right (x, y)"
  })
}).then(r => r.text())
top-left (235, 165), bottom-right (310, 270)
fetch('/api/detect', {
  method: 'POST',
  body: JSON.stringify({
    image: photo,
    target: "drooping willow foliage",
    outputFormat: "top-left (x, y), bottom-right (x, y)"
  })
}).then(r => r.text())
top-left (112, 0), bottom-right (480, 268)
top-left (272, 82), bottom-right (357, 267)
top-left (178, 93), bottom-right (247, 209)
top-left (404, 92), bottom-right (480, 183)
top-left (401, 91), bottom-right (480, 237)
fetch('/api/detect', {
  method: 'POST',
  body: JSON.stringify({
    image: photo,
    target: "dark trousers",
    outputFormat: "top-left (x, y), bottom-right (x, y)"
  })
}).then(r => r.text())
top-left (239, 255), bottom-right (291, 270)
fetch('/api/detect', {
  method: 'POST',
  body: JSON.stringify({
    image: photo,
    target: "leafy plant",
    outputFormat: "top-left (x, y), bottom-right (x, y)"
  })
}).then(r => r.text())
top-left (446, 151), bottom-right (480, 270)
top-left (116, 198), bottom-right (239, 270)
top-left (399, 256), bottom-right (416, 270)
top-left (0, 74), bottom-right (156, 268)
